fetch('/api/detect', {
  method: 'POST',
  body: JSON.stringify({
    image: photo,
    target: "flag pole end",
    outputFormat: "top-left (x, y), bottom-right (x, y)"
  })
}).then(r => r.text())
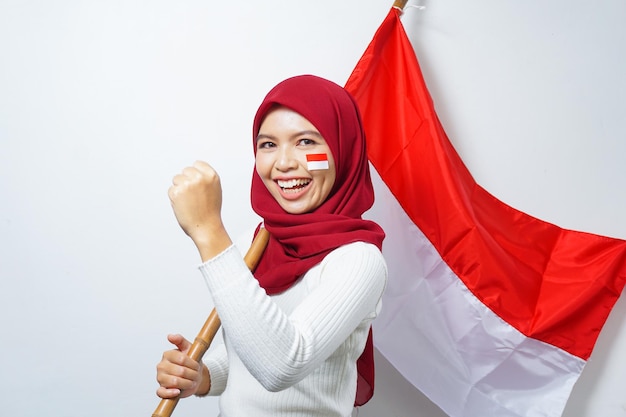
top-left (392, 0), bottom-right (409, 11)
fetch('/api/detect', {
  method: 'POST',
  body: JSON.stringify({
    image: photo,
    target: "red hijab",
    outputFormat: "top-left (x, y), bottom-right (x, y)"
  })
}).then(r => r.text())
top-left (250, 75), bottom-right (385, 406)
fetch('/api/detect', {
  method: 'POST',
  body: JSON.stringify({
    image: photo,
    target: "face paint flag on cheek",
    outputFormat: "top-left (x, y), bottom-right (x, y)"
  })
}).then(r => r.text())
top-left (306, 153), bottom-right (329, 170)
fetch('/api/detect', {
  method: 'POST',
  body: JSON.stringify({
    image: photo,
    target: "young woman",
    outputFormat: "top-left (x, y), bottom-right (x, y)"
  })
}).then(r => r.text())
top-left (156, 75), bottom-right (387, 416)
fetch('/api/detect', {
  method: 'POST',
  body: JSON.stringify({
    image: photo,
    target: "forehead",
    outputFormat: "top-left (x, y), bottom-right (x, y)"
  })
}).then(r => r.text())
top-left (257, 106), bottom-right (323, 139)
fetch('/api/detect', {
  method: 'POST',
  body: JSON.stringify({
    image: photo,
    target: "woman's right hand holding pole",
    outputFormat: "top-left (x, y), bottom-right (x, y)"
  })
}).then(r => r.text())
top-left (156, 334), bottom-right (211, 399)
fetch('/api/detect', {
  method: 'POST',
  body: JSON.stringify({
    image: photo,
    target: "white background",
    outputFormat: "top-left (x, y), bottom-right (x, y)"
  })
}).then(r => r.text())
top-left (1, 1), bottom-right (624, 416)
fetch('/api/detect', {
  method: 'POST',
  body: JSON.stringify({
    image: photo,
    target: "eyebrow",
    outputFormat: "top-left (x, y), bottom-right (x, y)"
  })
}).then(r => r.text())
top-left (255, 130), bottom-right (324, 143)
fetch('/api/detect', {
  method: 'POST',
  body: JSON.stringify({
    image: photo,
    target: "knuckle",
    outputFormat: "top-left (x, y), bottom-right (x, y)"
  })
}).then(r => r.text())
top-left (167, 375), bottom-right (179, 388)
top-left (174, 365), bottom-right (187, 377)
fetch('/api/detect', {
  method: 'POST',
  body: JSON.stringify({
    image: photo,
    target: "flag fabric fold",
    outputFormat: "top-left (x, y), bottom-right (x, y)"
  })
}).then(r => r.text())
top-left (345, 7), bottom-right (626, 417)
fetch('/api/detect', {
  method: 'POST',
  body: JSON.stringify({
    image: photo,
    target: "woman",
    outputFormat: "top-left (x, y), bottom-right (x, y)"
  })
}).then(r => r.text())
top-left (156, 75), bottom-right (387, 416)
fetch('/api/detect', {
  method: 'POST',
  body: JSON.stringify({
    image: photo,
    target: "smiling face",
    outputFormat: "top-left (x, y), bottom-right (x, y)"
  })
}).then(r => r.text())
top-left (255, 106), bottom-right (336, 214)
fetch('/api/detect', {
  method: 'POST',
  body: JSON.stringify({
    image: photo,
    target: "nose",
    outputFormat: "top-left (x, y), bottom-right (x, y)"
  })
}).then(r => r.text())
top-left (275, 146), bottom-right (298, 171)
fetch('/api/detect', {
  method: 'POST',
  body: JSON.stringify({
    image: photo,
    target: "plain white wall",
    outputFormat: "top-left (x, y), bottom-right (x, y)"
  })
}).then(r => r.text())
top-left (0, 1), bottom-right (624, 416)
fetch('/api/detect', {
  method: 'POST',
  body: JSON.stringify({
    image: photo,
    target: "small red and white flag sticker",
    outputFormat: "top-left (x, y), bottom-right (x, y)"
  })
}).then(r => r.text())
top-left (306, 153), bottom-right (329, 170)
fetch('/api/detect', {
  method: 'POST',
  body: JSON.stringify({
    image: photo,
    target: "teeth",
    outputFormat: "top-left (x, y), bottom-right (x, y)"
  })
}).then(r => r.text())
top-left (277, 178), bottom-right (310, 190)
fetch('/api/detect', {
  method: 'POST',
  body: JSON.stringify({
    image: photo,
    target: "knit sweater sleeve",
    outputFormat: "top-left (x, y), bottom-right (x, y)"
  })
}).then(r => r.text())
top-left (198, 241), bottom-right (386, 393)
top-left (203, 341), bottom-right (228, 396)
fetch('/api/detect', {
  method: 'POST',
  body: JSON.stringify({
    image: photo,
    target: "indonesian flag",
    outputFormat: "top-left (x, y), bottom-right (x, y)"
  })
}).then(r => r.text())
top-left (345, 7), bottom-right (626, 417)
top-left (306, 153), bottom-right (330, 170)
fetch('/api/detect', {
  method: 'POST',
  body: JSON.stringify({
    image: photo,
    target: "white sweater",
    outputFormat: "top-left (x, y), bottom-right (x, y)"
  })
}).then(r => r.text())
top-left (198, 240), bottom-right (387, 417)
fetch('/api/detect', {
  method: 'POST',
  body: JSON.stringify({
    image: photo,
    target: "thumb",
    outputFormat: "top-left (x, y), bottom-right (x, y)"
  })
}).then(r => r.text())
top-left (167, 333), bottom-right (192, 353)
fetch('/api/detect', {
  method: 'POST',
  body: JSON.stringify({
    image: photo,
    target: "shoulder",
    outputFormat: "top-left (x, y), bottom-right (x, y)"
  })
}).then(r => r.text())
top-left (324, 241), bottom-right (385, 262)
top-left (320, 241), bottom-right (388, 280)
top-left (304, 242), bottom-right (387, 308)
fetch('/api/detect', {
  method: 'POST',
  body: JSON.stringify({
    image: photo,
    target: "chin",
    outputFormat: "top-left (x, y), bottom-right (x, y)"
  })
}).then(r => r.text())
top-left (282, 206), bottom-right (307, 215)
top-left (278, 202), bottom-right (312, 215)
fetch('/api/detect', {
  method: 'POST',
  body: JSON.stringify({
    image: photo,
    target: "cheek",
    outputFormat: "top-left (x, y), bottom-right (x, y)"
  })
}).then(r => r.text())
top-left (326, 155), bottom-right (337, 186)
top-left (327, 170), bottom-right (337, 193)
top-left (324, 167), bottom-right (338, 198)
top-left (317, 168), bottom-right (337, 198)
top-left (255, 155), bottom-right (270, 178)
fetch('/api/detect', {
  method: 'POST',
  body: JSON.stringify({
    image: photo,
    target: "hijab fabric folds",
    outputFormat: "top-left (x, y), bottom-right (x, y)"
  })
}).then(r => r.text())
top-left (250, 75), bottom-right (385, 406)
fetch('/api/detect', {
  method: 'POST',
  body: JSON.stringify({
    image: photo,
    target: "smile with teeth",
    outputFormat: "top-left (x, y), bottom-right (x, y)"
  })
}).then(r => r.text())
top-left (277, 178), bottom-right (311, 194)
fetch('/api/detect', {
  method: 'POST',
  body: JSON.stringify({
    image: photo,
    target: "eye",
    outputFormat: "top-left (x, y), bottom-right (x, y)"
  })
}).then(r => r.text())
top-left (256, 140), bottom-right (276, 150)
top-left (297, 138), bottom-right (316, 146)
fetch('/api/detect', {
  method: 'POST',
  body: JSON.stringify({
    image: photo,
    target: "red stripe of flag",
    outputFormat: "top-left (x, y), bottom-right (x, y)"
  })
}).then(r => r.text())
top-left (306, 153), bottom-right (328, 162)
